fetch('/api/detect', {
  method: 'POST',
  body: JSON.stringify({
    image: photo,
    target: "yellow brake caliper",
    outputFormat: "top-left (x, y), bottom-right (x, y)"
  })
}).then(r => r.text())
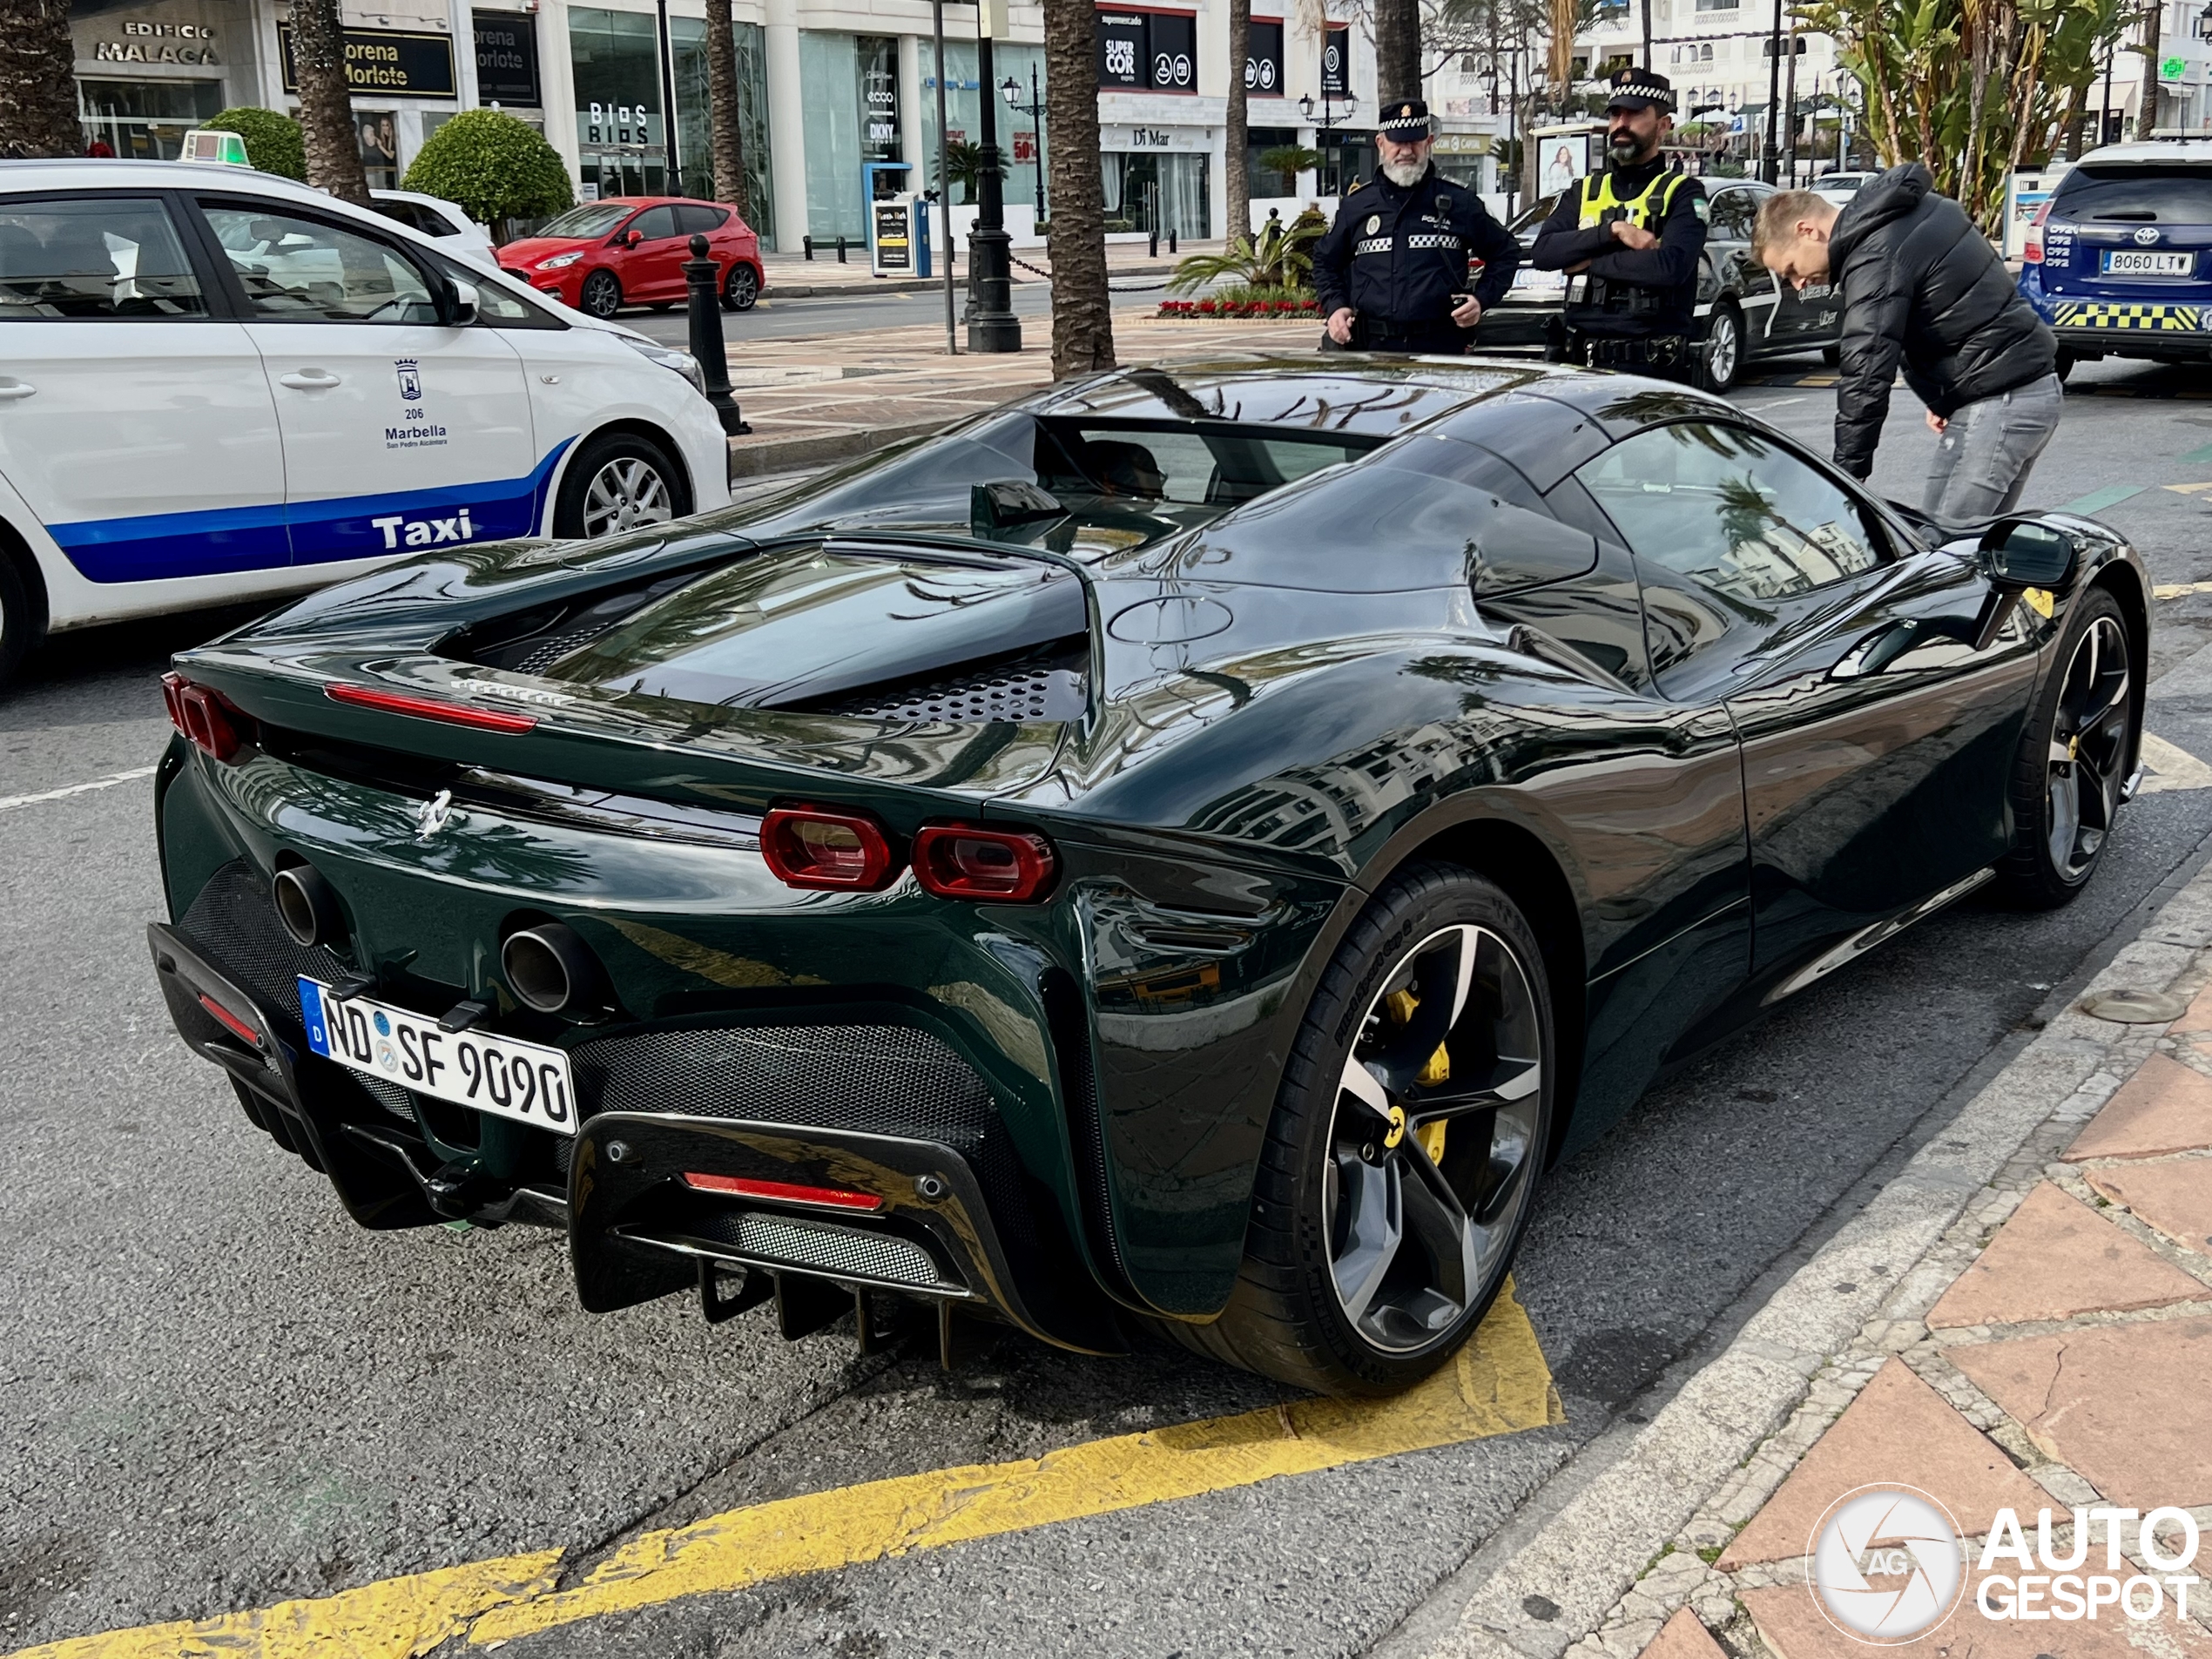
top-left (1383, 989), bottom-right (1452, 1163)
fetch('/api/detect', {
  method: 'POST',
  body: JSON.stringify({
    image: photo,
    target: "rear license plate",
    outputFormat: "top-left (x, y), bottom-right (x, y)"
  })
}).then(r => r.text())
top-left (298, 977), bottom-right (578, 1136)
top-left (2101, 249), bottom-right (2194, 276)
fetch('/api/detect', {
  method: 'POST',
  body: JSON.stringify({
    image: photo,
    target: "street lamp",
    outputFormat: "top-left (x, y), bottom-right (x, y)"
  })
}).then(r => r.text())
top-left (1298, 88), bottom-right (1357, 195)
top-left (966, 2), bottom-right (1020, 352)
top-left (1000, 67), bottom-right (1047, 223)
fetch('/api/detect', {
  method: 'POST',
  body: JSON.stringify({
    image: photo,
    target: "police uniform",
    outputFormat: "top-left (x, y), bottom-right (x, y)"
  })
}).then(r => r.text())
top-left (1312, 98), bottom-right (1521, 354)
top-left (1529, 68), bottom-right (1708, 381)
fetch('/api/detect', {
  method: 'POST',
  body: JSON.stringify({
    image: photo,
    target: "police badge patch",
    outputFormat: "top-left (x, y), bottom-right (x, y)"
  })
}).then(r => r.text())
top-left (1366, 214), bottom-right (1381, 235)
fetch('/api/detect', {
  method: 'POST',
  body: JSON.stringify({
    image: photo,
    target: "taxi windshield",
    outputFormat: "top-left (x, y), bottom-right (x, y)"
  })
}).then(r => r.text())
top-left (536, 203), bottom-right (637, 239)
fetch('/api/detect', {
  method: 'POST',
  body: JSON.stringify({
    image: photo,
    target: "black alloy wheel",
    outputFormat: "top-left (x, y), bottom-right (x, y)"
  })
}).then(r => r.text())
top-left (552, 430), bottom-right (691, 540)
top-left (0, 552), bottom-right (33, 685)
top-left (1701, 303), bottom-right (1743, 394)
top-left (1168, 864), bottom-right (1553, 1394)
top-left (578, 268), bottom-right (623, 320)
top-left (1996, 587), bottom-right (2135, 907)
top-left (723, 263), bottom-right (760, 312)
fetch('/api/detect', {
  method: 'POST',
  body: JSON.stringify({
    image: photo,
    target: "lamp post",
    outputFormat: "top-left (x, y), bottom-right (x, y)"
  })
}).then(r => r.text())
top-left (652, 0), bottom-right (684, 195)
top-left (965, 0), bottom-right (1021, 352)
top-left (1298, 87), bottom-right (1358, 196)
top-left (1001, 66), bottom-right (1046, 223)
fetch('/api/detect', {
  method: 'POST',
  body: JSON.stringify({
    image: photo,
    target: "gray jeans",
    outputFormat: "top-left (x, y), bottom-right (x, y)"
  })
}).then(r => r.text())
top-left (1923, 372), bottom-right (2065, 522)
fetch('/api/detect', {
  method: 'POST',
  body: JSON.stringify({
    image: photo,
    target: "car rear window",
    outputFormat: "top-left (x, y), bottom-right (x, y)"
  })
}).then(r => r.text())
top-left (2052, 164), bottom-right (2212, 222)
top-left (1036, 421), bottom-right (1378, 506)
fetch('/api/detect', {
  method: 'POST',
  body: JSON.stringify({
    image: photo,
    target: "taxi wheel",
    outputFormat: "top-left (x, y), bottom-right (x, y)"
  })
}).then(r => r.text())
top-left (723, 263), bottom-right (760, 312)
top-left (579, 269), bottom-right (623, 320)
top-left (1700, 304), bottom-right (1743, 394)
top-left (554, 431), bottom-right (691, 540)
top-left (0, 553), bottom-right (33, 685)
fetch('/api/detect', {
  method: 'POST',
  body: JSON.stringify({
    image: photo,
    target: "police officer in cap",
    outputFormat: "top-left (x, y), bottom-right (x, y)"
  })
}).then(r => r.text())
top-left (1530, 67), bottom-right (1708, 380)
top-left (1314, 98), bottom-right (1521, 354)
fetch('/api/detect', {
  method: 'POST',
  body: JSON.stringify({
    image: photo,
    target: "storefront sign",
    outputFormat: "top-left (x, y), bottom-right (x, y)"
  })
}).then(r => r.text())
top-left (1097, 11), bottom-right (1147, 88)
top-left (1095, 9), bottom-right (1196, 91)
top-left (1321, 24), bottom-right (1351, 95)
top-left (578, 102), bottom-right (661, 151)
top-left (1100, 123), bottom-right (1206, 151)
top-left (1148, 10), bottom-right (1195, 91)
top-left (871, 197), bottom-right (913, 273)
top-left (859, 35), bottom-right (900, 158)
top-left (1246, 18), bottom-right (1282, 94)
top-left (472, 13), bottom-right (539, 105)
top-left (91, 20), bottom-right (219, 66)
top-left (280, 24), bottom-right (457, 98)
top-left (1432, 132), bottom-right (1491, 153)
top-left (1013, 130), bottom-right (1036, 161)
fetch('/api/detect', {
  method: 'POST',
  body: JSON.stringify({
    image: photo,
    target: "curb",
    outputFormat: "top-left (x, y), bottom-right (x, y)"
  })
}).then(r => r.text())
top-left (756, 261), bottom-right (1178, 300)
top-left (1372, 821), bottom-right (2212, 1659)
top-left (725, 415), bottom-right (959, 479)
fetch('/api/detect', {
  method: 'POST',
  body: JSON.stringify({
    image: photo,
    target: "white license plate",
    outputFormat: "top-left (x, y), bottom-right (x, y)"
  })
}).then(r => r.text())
top-left (2102, 249), bottom-right (2194, 276)
top-left (299, 977), bottom-right (578, 1136)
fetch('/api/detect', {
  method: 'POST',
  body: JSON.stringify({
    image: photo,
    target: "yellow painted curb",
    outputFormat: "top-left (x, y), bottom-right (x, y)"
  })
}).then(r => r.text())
top-left (10, 1285), bottom-right (1557, 1658)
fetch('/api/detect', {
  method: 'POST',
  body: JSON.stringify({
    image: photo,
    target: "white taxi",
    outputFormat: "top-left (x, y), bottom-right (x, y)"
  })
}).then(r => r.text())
top-left (0, 159), bottom-right (732, 683)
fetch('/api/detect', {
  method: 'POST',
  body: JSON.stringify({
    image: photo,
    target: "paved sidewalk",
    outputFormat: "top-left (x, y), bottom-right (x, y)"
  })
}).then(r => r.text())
top-left (756, 239), bottom-right (1210, 297)
top-left (1393, 860), bottom-right (2212, 1659)
top-left (723, 307), bottom-right (1320, 475)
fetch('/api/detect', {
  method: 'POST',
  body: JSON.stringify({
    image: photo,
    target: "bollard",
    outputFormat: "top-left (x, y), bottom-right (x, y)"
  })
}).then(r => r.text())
top-left (803, 234), bottom-right (814, 261)
top-left (1148, 226), bottom-right (1158, 259)
top-left (837, 235), bottom-right (847, 263)
top-left (1169, 229), bottom-right (1177, 254)
top-left (684, 233), bottom-right (751, 436)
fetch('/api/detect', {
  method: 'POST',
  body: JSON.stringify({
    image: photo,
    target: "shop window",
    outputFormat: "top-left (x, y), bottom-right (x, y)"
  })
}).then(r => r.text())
top-left (1101, 152), bottom-right (1209, 239)
top-left (78, 78), bottom-right (222, 162)
top-left (922, 39), bottom-right (1047, 225)
top-left (571, 8), bottom-right (670, 198)
top-left (0, 197), bottom-right (206, 320)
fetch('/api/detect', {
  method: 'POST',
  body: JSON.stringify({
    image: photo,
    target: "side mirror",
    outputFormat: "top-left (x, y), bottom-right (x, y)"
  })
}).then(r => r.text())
top-left (624, 228), bottom-right (643, 248)
top-left (1979, 517), bottom-right (2077, 591)
top-left (446, 278), bottom-right (479, 327)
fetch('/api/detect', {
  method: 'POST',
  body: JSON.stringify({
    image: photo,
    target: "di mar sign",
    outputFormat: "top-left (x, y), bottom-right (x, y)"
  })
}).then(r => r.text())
top-left (279, 24), bottom-right (457, 98)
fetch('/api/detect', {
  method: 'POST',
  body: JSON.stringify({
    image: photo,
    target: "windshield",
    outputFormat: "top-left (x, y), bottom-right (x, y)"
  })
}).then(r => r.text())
top-left (1509, 193), bottom-right (1560, 237)
top-left (534, 203), bottom-right (635, 239)
top-left (2052, 165), bottom-right (2212, 223)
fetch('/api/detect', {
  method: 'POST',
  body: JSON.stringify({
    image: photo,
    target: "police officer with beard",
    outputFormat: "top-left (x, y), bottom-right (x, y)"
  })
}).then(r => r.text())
top-left (1314, 99), bottom-right (1521, 354)
top-left (1531, 68), bottom-right (1708, 380)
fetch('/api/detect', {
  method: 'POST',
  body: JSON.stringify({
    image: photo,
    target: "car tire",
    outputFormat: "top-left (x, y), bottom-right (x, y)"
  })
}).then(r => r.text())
top-left (1699, 304), bottom-right (1743, 394)
top-left (552, 430), bottom-right (691, 541)
top-left (578, 269), bottom-right (623, 320)
top-left (1163, 862), bottom-right (1554, 1395)
top-left (650, 301), bottom-right (676, 313)
top-left (0, 551), bottom-right (35, 686)
top-left (1993, 586), bottom-right (2136, 909)
top-left (722, 262), bottom-right (760, 312)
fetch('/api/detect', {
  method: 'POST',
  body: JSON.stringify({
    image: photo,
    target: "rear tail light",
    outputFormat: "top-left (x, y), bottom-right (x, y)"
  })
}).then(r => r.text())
top-left (326, 683), bottom-right (538, 732)
top-left (2024, 199), bottom-right (2053, 265)
top-left (911, 824), bottom-right (1057, 902)
top-left (760, 806), bottom-right (899, 891)
top-left (162, 672), bottom-right (246, 762)
top-left (680, 1171), bottom-right (884, 1211)
top-left (197, 992), bottom-right (262, 1048)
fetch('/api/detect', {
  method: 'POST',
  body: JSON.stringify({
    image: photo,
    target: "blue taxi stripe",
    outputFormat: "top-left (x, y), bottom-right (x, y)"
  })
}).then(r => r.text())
top-left (49, 438), bottom-right (575, 584)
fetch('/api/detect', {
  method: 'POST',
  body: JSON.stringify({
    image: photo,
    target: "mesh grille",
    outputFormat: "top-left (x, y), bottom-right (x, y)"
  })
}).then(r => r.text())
top-left (813, 663), bottom-right (1083, 724)
top-left (512, 628), bottom-right (609, 676)
top-left (572, 1020), bottom-right (1036, 1260)
top-left (176, 860), bottom-right (416, 1125)
top-left (685, 1209), bottom-right (949, 1287)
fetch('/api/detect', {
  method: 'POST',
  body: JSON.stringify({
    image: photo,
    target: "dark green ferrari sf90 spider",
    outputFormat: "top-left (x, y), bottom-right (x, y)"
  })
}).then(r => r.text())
top-left (149, 355), bottom-right (2147, 1395)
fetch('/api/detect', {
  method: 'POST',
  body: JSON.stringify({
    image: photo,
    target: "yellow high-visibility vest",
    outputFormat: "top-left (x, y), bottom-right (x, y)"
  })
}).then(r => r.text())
top-left (1576, 167), bottom-right (1687, 231)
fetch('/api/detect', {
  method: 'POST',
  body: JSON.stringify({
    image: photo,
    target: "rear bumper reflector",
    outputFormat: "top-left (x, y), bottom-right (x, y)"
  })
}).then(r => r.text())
top-left (681, 1170), bottom-right (884, 1211)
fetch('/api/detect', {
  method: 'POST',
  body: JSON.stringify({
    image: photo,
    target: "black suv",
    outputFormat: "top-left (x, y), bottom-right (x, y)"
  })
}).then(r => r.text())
top-left (1474, 176), bottom-right (1844, 389)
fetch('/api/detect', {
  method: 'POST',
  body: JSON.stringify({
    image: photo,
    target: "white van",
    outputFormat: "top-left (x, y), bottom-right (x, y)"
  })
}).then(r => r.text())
top-left (0, 159), bottom-right (732, 682)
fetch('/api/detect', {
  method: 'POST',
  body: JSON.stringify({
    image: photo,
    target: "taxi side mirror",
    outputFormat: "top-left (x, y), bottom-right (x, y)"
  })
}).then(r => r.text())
top-left (1979, 517), bottom-right (2077, 591)
top-left (446, 278), bottom-right (480, 327)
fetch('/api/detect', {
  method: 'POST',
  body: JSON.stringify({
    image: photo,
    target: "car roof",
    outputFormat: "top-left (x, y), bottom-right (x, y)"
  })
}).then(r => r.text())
top-left (0, 158), bottom-right (347, 199)
top-left (2070, 138), bottom-right (2212, 167)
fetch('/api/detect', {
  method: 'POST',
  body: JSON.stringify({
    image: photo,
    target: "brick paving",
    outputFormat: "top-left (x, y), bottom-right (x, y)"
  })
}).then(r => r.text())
top-left (1579, 940), bottom-right (2212, 1659)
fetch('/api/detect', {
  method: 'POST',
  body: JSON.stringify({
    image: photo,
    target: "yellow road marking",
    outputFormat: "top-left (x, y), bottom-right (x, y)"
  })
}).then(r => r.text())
top-left (2161, 482), bottom-right (2212, 498)
top-left (2141, 732), bottom-right (2212, 793)
top-left (2154, 578), bottom-right (2212, 598)
top-left (11, 1288), bottom-right (1558, 1659)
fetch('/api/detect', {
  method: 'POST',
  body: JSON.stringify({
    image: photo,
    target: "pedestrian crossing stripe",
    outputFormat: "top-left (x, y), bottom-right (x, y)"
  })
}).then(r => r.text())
top-left (2052, 300), bottom-right (2204, 331)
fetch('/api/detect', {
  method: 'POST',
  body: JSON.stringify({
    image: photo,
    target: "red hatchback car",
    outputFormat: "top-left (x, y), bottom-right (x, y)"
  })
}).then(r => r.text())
top-left (499, 196), bottom-right (765, 319)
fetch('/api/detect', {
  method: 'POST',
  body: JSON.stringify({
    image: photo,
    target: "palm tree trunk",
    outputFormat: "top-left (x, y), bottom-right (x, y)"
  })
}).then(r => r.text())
top-left (705, 0), bottom-right (749, 215)
top-left (1043, 0), bottom-right (1114, 375)
top-left (1376, 0), bottom-right (1422, 104)
top-left (1225, 0), bottom-right (1251, 249)
top-left (0, 0), bottom-right (83, 157)
top-left (2138, 0), bottom-right (2161, 135)
top-left (291, 0), bottom-right (370, 205)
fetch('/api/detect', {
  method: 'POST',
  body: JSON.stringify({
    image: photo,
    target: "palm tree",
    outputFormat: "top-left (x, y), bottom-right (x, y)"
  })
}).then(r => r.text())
top-left (1226, 0), bottom-right (1252, 246)
top-left (290, 0), bottom-right (370, 205)
top-left (705, 0), bottom-right (749, 215)
top-left (0, 0), bottom-right (84, 156)
top-left (1043, 0), bottom-right (1114, 374)
top-left (1377, 0), bottom-right (1423, 103)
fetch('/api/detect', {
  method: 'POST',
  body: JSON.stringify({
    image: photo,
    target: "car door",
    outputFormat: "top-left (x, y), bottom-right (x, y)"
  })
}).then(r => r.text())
top-left (0, 191), bottom-right (288, 582)
top-left (1706, 185), bottom-right (1798, 358)
top-left (192, 196), bottom-right (541, 567)
top-left (1577, 418), bottom-right (2040, 991)
top-left (617, 205), bottom-right (686, 300)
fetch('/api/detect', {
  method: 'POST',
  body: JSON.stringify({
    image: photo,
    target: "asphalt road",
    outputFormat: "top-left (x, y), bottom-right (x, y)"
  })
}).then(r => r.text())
top-left (622, 277), bottom-right (1065, 345)
top-left (4, 354), bottom-right (2212, 1659)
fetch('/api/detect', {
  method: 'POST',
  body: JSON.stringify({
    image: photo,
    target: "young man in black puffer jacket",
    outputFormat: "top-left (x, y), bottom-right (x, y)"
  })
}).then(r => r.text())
top-left (1753, 164), bottom-right (2061, 522)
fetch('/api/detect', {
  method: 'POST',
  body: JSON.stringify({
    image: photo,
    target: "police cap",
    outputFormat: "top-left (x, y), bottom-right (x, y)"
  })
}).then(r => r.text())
top-left (1376, 98), bottom-right (1432, 142)
top-left (1604, 67), bottom-right (1676, 113)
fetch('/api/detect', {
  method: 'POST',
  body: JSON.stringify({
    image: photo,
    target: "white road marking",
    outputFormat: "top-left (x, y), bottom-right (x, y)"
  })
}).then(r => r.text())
top-left (0, 764), bottom-right (158, 813)
top-left (2139, 732), bottom-right (2212, 792)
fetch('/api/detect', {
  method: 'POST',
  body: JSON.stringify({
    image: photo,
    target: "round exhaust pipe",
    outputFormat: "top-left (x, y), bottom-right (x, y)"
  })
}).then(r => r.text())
top-left (502, 922), bottom-right (609, 1018)
top-left (273, 863), bottom-right (345, 949)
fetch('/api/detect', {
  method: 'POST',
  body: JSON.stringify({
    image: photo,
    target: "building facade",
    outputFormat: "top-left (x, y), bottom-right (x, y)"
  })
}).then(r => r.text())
top-left (71, 0), bottom-right (1503, 250)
